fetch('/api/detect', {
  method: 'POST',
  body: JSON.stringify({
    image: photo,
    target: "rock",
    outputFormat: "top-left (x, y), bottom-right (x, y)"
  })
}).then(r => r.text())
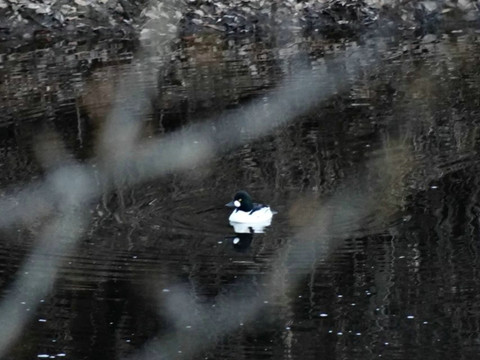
top-left (74, 0), bottom-right (89, 7)
top-left (60, 5), bottom-right (77, 15)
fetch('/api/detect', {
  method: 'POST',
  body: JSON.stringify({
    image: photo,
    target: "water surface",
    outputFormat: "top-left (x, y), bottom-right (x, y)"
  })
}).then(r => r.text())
top-left (1, 33), bottom-right (480, 359)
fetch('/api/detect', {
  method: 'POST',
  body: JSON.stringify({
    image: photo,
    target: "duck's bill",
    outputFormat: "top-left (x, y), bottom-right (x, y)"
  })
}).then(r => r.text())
top-left (225, 201), bottom-right (235, 208)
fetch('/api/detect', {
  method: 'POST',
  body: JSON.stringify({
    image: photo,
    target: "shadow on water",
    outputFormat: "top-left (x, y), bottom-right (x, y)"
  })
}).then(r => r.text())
top-left (1, 28), bottom-right (480, 359)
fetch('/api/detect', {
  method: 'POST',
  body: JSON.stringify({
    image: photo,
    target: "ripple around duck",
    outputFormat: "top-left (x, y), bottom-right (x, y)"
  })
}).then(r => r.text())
top-left (0, 173), bottom-right (406, 292)
top-left (126, 190), bottom-right (234, 235)
top-left (0, 194), bottom-right (281, 287)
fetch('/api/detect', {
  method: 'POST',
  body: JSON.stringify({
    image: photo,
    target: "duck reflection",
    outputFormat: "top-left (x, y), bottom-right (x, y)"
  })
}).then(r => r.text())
top-left (229, 233), bottom-right (253, 252)
top-left (227, 218), bottom-right (272, 252)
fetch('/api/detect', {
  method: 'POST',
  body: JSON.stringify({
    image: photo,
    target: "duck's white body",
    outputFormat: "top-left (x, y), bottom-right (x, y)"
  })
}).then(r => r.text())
top-left (228, 206), bottom-right (273, 223)
top-left (229, 207), bottom-right (273, 234)
top-left (230, 218), bottom-right (272, 233)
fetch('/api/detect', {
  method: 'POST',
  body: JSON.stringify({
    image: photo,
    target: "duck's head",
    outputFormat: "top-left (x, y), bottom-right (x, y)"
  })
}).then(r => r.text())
top-left (225, 190), bottom-right (254, 212)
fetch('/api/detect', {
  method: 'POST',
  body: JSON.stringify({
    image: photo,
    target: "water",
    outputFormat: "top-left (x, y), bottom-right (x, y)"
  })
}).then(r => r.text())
top-left (1, 32), bottom-right (480, 359)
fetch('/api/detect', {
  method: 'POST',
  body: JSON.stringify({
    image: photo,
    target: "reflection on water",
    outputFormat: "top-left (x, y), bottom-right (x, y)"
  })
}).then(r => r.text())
top-left (229, 220), bottom-right (272, 234)
top-left (230, 233), bottom-right (253, 252)
top-left (1, 33), bottom-right (480, 359)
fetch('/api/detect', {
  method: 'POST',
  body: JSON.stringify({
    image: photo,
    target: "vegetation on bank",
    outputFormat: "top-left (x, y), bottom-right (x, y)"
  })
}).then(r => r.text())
top-left (0, 0), bottom-right (478, 46)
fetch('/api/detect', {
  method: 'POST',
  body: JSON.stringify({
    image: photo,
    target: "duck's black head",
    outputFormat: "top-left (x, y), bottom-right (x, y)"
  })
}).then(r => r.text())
top-left (225, 190), bottom-right (254, 212)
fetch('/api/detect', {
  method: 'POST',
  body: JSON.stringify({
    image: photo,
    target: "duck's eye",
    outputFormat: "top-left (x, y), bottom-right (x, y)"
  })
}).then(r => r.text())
top-left (239, 198), bottom-right (242, 202)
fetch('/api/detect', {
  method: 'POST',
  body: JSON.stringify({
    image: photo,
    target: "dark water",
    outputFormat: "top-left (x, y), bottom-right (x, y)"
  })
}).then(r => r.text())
top-left (1, 32), bottom-right (480, 360)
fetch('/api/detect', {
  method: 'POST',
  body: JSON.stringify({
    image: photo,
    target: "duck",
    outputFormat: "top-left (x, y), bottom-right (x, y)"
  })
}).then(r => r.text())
top-left (225, 190), bottom-right (274, 225)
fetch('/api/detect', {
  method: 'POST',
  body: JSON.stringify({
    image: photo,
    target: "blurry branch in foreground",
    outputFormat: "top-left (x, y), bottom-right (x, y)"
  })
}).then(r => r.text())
top-left (0, 165), bottom-right (93, 355)
top-left (0, 25), bottom-right (384, 359)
